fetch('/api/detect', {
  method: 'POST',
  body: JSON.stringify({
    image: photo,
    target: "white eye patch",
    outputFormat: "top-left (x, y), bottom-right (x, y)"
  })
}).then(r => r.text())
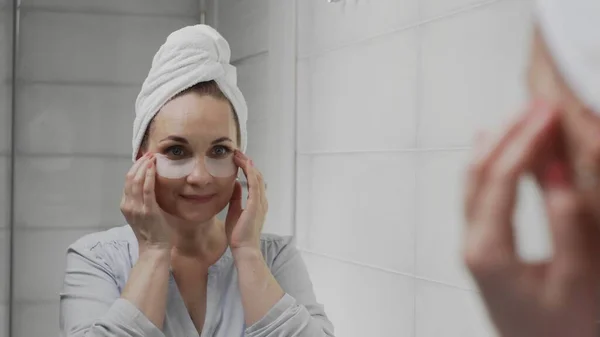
top-left (155, 153), bottom-right (237, 179)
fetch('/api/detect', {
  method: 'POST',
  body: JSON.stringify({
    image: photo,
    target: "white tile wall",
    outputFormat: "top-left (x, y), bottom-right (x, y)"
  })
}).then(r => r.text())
top-left (0, 5), bottom-right (10, 335)
top-left (296, 153), bottom-right (416, 273)
top-left (0, 156), bottom-right (9, 229)
top-left (297, 29), bottom-right (419, 154)
top-left (14, 157), bottom-right (130, 229)
top-left (13, 229), bottom-right (97, 302)
top-left (297, 0), bottom-right (419, 57)
top-left (0, 8), bottom-right (11, 81)
top-left (245, 119), bottom-right (270, 166)
top-left (216, 0), bottom-right (268, 62)
top-left (514, 176), bottom-right (553, 262)
top-left (419, 0), bottom-right (534, 148)
top-left (414, 150), bottom-right (549, 290)
top-left (0, 84), bottom-right (10, 155)
top-left (416, 150), bottom-right (475, 289)
top-left (245, 119), bottom-right (274, 230)
top-left (16, 84), bottom-right (136, 155)
top-left (0, 230), bottom-right (8, 337)
top-left (245, 117), bottom-right (293, 236)
top-left (415, 281), bottom-right (495, 337)
top-left (0, 304), bottom-right (7, 337)
top-left (20, 0), bottom-right (198, 16)
top-left (302, 252), bottom-right (415, 337)
top-left (235, 55), bottom-right (269, 123)
top-left (216, 0), bottom-right (295, 237)
top-left (4, 1), bottom-right (200, 334)
top-left (421, 0), bottom-right (491, 20)
top-left (18, 11), bottom-right (196, 83)
top-left (296, 0), bottom-right (537, 336)
top-left (12, 301), bottom-right (60, 337)
top-left (0, 230), bottom-right (9, 303)
top-left (0, 8), bottom-right (12, 155)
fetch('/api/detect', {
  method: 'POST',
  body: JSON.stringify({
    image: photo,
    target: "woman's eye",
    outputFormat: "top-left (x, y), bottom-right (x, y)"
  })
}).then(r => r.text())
top-left (166, 146), bottom-right (186, 157)
top-left (212, 145), bottom-right (231, 157)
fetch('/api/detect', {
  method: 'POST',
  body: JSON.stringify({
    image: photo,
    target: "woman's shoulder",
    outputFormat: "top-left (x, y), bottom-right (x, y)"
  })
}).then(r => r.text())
top-left (70, 225), bottom-right (137, 250)
top-left (67, 225), bottom-right (138, 266)
top-left (259, 233), bottom-right (301, 269)
top-left (64, 225), bottom-right (137, 289)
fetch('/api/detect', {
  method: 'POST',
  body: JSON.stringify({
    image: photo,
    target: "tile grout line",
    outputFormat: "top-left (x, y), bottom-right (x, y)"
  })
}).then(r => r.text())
top-left (298, 248), bottom-right (477, 293)
top-left (291, 0), bottom-right (299, 243)
top-left (297, 147), bottom-right (472, 156)
top-left (231, 50), bottom-right (269, 66)
top-left (0, 224), bottom-right (125, 232)
top-left (17, 5), bottom-right (198, 19)
top-left (413, 0), bottom-right (424, 333)
top-left (7, 0), bottom-right (19, 334)
top-left (298, 0), bottom-right (502, 60)
top-left (13, 79), bottom-right (142, 87)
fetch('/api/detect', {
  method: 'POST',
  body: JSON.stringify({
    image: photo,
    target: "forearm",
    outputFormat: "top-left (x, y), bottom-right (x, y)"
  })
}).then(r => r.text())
top-left (233, 247), bottom-right (285, 326)
top-left (120, 247), bottom-right (171, 330)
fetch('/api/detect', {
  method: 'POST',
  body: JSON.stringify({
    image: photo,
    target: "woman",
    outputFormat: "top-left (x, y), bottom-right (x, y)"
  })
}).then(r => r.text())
top-left (463, 0), bottom-right (600, 336)
top-left (59, 25), bottom-right (334, 337)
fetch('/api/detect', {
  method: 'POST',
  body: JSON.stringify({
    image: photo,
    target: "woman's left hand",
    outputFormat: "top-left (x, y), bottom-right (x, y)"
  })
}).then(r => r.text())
top-left (225, 150), bottom-right (268, 252)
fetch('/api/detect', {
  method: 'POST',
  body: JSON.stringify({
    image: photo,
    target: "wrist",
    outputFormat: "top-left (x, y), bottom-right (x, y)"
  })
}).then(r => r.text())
top-left (139, 245), bottom-right (171, 261)
top-left (232, 246), bottom-right (263, 263)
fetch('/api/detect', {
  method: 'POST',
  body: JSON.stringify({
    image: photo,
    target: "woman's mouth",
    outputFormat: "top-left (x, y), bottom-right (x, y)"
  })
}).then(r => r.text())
top-left (180, 194), bottom-right (215, 204)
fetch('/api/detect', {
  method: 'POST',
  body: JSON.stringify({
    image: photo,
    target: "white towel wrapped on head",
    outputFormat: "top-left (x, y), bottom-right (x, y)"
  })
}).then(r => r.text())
top-left (132, 24), bottom-right (248, 161)
top-left (536, 0), bottom-right (600, 112)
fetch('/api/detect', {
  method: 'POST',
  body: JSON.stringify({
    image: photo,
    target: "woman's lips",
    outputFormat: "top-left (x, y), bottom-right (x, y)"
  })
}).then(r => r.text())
top-left (180, 194), bottom-right (215, 203)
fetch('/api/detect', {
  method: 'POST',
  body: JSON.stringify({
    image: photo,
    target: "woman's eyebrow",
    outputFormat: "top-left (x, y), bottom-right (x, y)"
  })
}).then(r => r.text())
top-left (160, 135), bottom-right (189, 144)
top-left (211, 137), bottom-right (233, 145)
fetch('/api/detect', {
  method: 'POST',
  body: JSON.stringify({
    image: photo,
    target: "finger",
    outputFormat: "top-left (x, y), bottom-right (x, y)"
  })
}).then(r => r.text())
top-left (132, 155), bottom-right (152, 200)
top-left (543, 163), bottom-right (597, 295)
top-left (256, 171), bottom-right (268, 210)
top-left (246, 163), bottom-right (262, 208)
top-left (540, 160), bottom-right (600, 287)
top-left (235, 151), bottom-right (261, 205)
top-left (567, 112), bottom-right (600, 227)
top-left (225, 181), bottom-right (243, 235)
top-left (464, 131), bottom-right (493, 221)
top-left (464, 111), bottom-right (532, 223)
top-left (469, 104), bottom-right (558, 267)
top-left (125, 153), bottom-right (150, 196)
top-left (142, 156), bottom-right (158, 207)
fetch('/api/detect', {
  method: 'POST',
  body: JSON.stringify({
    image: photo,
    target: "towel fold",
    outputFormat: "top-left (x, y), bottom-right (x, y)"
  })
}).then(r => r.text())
top-left (536, 0), bottom-right (600, 112)
top-left (132, 24), bottom-right (248, 161)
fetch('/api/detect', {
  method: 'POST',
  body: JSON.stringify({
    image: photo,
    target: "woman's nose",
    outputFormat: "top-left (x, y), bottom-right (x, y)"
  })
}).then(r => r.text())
top-left (185, 158), bottom-right (213, 185)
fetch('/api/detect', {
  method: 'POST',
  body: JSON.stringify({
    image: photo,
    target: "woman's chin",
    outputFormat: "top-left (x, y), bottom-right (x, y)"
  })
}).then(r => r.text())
top-left (176, 212), bottom-right (212, 224)
top-left (173, 205), bottom-right (218, 223)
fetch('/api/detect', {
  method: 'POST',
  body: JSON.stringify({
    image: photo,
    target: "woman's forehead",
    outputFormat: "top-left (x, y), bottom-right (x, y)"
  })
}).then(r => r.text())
top-left (151, 94), bottom-right (236, 138)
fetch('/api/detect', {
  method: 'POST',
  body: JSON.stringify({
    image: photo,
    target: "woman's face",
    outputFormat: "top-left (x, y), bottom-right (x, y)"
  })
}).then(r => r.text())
top-left (142, 92), bottom-right (239, 223)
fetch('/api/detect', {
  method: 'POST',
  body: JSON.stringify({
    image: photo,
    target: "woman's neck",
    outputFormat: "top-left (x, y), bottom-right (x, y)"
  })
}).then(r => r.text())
top-left (169, 217), bottom-right (229, 267)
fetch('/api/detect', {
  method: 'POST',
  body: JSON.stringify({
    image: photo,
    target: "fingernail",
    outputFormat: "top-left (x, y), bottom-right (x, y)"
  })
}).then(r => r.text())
top-left (249, 159), bottom-right (254, 167)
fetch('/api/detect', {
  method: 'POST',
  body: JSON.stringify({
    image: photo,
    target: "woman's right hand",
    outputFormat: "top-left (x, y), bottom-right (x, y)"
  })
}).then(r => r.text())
top-left (120, 153), bottom-right (171, 250)
top-left (463, 101), bottom-right (600, 337)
